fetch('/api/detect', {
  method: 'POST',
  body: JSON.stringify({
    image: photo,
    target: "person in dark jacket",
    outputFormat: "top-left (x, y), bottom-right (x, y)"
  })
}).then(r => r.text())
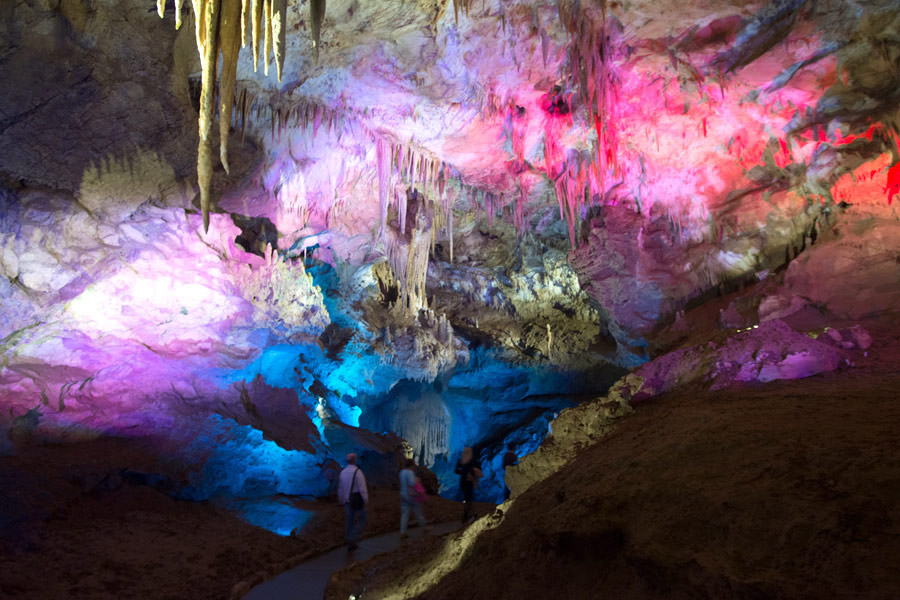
top-left (455, 446), bottom-right (481, 522)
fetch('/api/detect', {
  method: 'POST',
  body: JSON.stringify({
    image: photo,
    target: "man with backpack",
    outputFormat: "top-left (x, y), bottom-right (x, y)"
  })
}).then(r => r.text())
top-left (337, 453), bottom-right (368, 551)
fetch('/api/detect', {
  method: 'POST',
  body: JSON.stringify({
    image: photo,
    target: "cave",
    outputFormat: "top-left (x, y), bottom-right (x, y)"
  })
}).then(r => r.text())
top-left (1, 1), bottom-right (899, 599)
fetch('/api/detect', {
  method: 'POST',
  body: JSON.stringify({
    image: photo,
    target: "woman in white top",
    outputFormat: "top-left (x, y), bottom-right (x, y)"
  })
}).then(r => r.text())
top-left (399, 458), bottom-right (429, 538)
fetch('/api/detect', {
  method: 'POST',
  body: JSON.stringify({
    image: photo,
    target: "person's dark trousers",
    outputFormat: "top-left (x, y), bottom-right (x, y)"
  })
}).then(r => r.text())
top-left (461, 483), bottom-right (474, 522)
top-left (345, 504), bottom-right (367, 547)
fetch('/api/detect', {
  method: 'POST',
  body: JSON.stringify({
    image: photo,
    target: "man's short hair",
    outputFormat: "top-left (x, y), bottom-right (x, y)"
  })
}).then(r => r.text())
top-left (346, 453), bottom-right (358, 465)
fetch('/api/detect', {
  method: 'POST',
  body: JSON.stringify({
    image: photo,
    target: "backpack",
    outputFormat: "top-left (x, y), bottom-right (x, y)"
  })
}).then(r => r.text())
top-left (349, 467), bottom-right (365, 510)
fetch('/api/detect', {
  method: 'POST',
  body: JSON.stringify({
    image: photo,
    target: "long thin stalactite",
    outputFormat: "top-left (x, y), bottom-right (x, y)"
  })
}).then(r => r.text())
top-left (159, 0), bottom-right (310, 231)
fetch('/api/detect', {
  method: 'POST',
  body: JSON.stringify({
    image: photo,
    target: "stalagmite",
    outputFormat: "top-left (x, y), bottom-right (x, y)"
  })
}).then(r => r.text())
top-left (310, 0), bottom-right (326, 64)
top-left (218, 0), bottom-right (242, 175)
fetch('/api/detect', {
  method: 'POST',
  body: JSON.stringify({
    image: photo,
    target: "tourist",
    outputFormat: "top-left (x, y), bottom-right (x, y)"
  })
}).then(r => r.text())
top-left (399, 458), bottom-right (429, 538)
top-left (502, 445), bottom-right (518, 500)
top-left (455, 446), bottom-right (482, 522)
top-left (337, 453), bottom-right (368, 551)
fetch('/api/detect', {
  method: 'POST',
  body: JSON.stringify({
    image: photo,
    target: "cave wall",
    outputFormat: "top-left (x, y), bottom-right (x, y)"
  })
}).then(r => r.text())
top-left (0, 0), bottom-right (198, 190)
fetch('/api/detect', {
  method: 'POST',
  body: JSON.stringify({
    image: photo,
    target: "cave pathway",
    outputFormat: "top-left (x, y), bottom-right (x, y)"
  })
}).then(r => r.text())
top-left (242, 520), bottom-right (462, 600)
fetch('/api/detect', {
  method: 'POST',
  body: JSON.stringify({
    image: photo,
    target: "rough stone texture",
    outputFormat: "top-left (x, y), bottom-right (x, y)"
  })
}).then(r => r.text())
top-left (0, 183), bottom-right (338, 497)
top-left (508, 318), bottom-right (851, 497)
top-left (571, 202), bottom-right (825, 349)
top-left (761, 208), bottom-right (900, 323)
top-left (429, 221), bottom-right (623, 367)
top-left (0, 0), bottom-right (198, 191)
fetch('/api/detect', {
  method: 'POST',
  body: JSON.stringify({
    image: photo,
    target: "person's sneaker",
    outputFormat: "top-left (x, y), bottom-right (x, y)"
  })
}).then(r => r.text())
top-left (347, 543), bottom-right (358, 551)
top-left (400, 533), bottom-right (408, 539)
top-left (424, 526), bottom-right (434, 533)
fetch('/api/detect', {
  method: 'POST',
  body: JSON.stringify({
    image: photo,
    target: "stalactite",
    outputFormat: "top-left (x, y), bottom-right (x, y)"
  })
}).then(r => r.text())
top-left (218, 0), bottom-right (242, 175)
top-left (430, 214), bottom-right (436, 257)
top-left (449, 206), bottom-right (454, 264)
top-left (196, 0), bottom-right (220, 232)
top-left (162, 0), bottom-right (329, 230)
top-left (313, 104), bottom-right (322, 137)
top-left (174, 0), bottom-right (185, 29)
top-left (263, 0), bottom-right (272, 76)
top-left (310, 0), bottom-right (326, 64)
top-left (193, 0), bottom-right (206, 59)
top-left (250, 0), bottom-right (264, 73)
top-left (552, 0), bottom-right (621, 247)
top-left (399, 185), bottom-right (408, 235)
top-left (272, 0), bottom-right (287, 82)
top-left (241, 0), bottom-right (250, 47)
top-left (376, 138), bottom-right (391, 242)
top-left (433, 160), bottom-right (440, 200)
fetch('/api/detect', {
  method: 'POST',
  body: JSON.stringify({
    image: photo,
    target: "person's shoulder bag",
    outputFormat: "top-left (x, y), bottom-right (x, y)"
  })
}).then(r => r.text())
top-left (349, 467), bottom-right (365, 510)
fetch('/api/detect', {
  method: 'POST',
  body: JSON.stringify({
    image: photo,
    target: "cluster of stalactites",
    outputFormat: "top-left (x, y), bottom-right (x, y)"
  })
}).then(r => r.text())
top-left (545, 0), bottom-right (621, 247)
top-left (158, 1), bottom-right (327, 231)
top-left (157, 0), bottom-right (185, 29)
top-left (231, 82), bottom-right (360, 146)
top-left (229, 81), bottom-right (475, 268)
top-left (557, 0), bottom-right (619, 175)
top-left (376, 141), bottom-right (458, 263)
top-left (452, 0), bottom-right (474, 27)
top-left (244, 0), bottom-right (290, 82)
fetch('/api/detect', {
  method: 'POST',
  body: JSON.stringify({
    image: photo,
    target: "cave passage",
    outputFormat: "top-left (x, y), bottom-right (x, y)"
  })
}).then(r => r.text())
top-left (2, 0), bottom-right (900, 598)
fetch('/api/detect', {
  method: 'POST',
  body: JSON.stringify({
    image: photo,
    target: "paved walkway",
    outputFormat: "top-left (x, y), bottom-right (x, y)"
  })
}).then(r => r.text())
top-left (242, 521), bottom-right (460, 600)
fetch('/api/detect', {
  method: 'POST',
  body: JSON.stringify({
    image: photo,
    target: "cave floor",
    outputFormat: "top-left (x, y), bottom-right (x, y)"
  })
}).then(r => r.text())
top-left (0, 440), bottom-right (491, 600)
top-left (243, 520), bottom-right (462, 600)
top-left (324, 368), bottom-right (900, 599)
